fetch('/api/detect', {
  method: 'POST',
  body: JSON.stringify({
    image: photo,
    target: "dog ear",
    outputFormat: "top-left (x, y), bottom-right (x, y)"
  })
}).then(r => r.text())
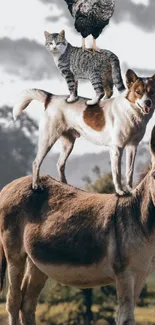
top-left (126, 69), bottom-right (138, 89)
top-left (150, 125), bottom-right (155, 158)
top-left (59, 30), bottom-right (65, 38)
top-left (44, 31), bottom-right (51, 39)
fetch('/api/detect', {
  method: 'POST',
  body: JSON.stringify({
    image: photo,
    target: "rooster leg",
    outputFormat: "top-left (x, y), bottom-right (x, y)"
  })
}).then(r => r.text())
top-left (82, 37), bottom-right (86, 51)
top-left (92, 38), bottom-right (100, 53)
top-left (82, 37), bottom-right (93, 53)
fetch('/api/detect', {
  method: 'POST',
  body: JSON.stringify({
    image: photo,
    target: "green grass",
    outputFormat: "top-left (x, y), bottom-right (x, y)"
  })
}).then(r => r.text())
top-left (0, 303), bottom-right (155, 324)
top-left (0, 272), bottom-right (155, 325)
top-left (147, 271), bottom-right (155, 292)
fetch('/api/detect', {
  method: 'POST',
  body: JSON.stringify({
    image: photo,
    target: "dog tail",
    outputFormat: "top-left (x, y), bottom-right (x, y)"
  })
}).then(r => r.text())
top-left (0, 236), bottom-right (7, 293)
top-left (110, 53), bottom-right (126, 93)
top-left (13, 89), bottom-right (52, 121)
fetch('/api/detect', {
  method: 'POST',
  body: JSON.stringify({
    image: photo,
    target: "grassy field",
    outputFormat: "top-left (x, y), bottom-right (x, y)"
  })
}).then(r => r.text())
top-left (0, 272), bottom-right (155, 324)
top-left (0, 303), bottom-right (155, 324)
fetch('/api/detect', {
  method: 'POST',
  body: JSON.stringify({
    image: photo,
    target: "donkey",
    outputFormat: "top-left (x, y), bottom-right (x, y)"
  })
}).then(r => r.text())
top-left (0, 126), bottom-right (155, 325)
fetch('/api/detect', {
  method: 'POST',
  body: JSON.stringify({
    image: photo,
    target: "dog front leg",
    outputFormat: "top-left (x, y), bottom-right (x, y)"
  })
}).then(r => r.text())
top-left (126, 145), bottom-right (137, 192)
top-left (110, 146), bottom-right (124, 196)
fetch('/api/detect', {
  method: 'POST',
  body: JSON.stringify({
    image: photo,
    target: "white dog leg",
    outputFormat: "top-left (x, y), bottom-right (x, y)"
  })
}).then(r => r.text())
top-left (126, 145), bottom-right (137, 192)
top-left (57, 132), bottom-right (75, 183)
top-left (32, 118), bottom-right (64, 190)
top-left (110, 146), bottom-right (124, 196)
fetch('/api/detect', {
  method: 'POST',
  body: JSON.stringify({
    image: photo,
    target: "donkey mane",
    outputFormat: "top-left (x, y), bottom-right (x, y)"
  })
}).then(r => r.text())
top-left (136, 163), bottom-right (151, 185)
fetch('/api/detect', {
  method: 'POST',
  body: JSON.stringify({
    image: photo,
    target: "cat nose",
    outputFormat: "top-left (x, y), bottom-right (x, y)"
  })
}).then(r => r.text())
top-left (144, 99), bottom-right (152, 107)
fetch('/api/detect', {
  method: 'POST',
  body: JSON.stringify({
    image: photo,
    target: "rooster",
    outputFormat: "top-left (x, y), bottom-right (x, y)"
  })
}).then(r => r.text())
top-left (64, 0), bottom-right (115, 51)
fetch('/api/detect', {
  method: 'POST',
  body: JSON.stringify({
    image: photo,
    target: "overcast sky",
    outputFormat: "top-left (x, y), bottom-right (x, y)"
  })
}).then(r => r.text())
top-left (0, 0), bottom-right (155, 154)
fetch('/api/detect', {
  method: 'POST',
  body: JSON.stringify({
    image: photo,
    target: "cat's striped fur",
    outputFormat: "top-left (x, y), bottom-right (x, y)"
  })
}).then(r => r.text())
top-left (44, 30), bottom-right (125, 105)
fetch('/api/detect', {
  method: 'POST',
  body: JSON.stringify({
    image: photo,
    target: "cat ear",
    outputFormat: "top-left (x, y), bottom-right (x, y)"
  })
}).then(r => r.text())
top-left (151, 74), bottom-right (155, 80)
top-left (44, 31), bottom-right (50, 39)
top-left (126, 69), bottom-right (138, 89)
top-left (59, 30), bottom-right (65, 38)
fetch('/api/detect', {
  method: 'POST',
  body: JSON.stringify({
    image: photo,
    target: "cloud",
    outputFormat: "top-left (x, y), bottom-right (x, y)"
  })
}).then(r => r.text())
top-left (38, 0), bottom-right (155, 32)
top-left (0, 37), bottom-right (59, 80)
top-left (113, 0), bottom-right (155, 32)
top-left (123, 62), bottom-right (155, 77)
top-left (38, 0), bottom-right (74, 26)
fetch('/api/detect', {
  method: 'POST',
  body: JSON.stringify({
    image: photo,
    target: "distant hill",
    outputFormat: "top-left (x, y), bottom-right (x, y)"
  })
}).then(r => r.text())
top-left (41, 141), bottom-right (151, 189)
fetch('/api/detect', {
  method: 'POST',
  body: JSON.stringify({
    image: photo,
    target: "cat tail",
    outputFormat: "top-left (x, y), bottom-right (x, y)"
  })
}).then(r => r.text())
top-left (13, 89), bottom-right (52, 121)
top-left (110, 54), bottom-right (126, 93)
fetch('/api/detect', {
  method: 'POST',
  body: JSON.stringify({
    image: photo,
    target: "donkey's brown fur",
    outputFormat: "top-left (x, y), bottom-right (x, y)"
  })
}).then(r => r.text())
top-left (0, 126), bottom-right (155, 325)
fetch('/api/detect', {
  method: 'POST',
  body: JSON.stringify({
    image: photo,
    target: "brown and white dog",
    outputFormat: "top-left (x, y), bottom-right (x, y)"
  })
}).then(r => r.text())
top-left (13, 69), bottom-right (155, 195)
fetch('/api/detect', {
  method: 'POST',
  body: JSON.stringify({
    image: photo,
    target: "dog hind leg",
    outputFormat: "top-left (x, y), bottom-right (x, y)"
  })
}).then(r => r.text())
top-left (33, 117), bottom-right (64, 190)
top-left (57, 131), bottom-right (76, 183)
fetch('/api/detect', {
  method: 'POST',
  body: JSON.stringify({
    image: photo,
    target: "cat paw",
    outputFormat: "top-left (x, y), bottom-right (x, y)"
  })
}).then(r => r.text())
top-left (67, 95), bottom-right (78, 103)
top-left (87, 98), bottom-right (99, 105)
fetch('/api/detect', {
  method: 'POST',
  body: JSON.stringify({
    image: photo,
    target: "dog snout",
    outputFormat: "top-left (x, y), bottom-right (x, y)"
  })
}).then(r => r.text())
top-left (144, 99), bottom-right (152, 107)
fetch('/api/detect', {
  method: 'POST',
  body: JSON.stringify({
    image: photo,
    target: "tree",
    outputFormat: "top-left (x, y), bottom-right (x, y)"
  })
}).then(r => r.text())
top-left (0, 106), bottom-right (37, 189)
top-left (83, 166), bottom-right (115, 194)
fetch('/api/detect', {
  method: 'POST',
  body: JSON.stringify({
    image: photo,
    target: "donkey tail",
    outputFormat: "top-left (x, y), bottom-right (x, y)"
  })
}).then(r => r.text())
top-left (13, 89), bottom-right (53, 121)
top-left (109, 53), bottom-right (125, 93)
top-left (0, 238), bottom-right (7, 293)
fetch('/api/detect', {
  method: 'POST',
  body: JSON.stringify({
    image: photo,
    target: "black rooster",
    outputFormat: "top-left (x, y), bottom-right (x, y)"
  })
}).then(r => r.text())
top-left (64, 0), bottom-right (115, 51)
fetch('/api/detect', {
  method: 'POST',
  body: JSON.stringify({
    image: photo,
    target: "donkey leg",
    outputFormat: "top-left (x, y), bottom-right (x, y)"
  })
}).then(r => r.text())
top-left (20, 258), bottom-right (47, 325)
top-left (116, 272), bottom-right (135, 325)
top-left (134, 275), bottom-right (147, 305)
top-left (33, 119), bottom-right (63, 190)
top-left (57, 132), bottom-right (76, 183)
top-left (6, 256), bottom-right (26, 325)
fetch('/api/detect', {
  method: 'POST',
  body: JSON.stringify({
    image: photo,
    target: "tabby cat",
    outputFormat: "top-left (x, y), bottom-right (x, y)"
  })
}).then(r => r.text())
top-left (44, 30), bottom-right (125, 105)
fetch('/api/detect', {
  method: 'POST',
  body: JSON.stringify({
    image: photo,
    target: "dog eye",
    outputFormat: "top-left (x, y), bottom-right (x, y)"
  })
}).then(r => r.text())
top-left (136, 90), bottom-right (142, 95)
top-left (152, 171), bottom-right (155, 179)
top-left (149, 90), bottom-right (154, 96)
